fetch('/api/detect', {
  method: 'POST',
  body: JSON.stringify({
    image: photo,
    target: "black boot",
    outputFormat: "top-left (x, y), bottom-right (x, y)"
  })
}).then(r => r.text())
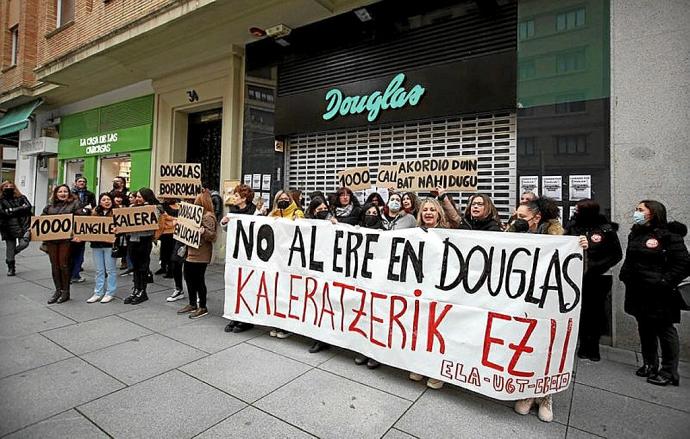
top-left (7, 260), bottom-right (16, 276)
top-left (124, 287), bottom-right (138, 304)
top-left (131, 288), bottom-right (148, 305)
top-left (56, 289), bottom-right (70, 303)
top-left (47, 290), bottom-right (61, 304)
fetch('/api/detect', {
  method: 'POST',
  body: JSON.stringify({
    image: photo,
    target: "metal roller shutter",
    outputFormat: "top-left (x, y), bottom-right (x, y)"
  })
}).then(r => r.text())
top-left (285, 111), bottom-right (516, 220)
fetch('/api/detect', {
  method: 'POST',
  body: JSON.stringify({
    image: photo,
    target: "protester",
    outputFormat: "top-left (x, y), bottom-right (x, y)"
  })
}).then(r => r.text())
top-left (86, 193), bottom-right (118, 303)
top-left (70, 176), bottom-right (96, 283)
top-left (222, 184), bottom-right (257, 332)
top-left (333, 187), bottom-right (361, 225)
top-left (156, 198), bottom-right (178, 275)
top-left (123, 188), bottom-right (160, 305)
top-left (176, 190), bottom-right (218, 319)
top-left (565, 199), bottom-right (623, 361)
top-left (402, 192), bottom-right (419, 218)
top-left (269, 190), bottom-right (304, 220)
top-left (254, 194), bottom-right (268, 216)
top-left (110, 176), bottom-right (128, 196)
top-left (619, 200), bottom-right (690, 387)
top-left (365, 192), bottom-right (385, 208)
top-left (458, 193), bottom-right (503, 231)
top-left (520, 191), bottom-right (537, 204)
top-left (381, 192), bottom-right (416, 230)
top-left (41, 184), bottom-right (82, 304)
top-left (112, 191), bottom-right (132, 272)
top-left (0, 181), bottom-right (32, 276)
top-left (158, 199), bottom-right (186, 304)
top-left (289, 189), bottom-right (304, 210)
top-left (435, 188), bottom-right (461, 228)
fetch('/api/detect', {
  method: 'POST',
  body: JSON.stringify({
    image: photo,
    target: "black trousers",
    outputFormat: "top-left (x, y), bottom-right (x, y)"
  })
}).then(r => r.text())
top-left (578, 275), bottom-right (611, 352)
top-left (128, 237), bottom-right (152, 291)
top-left (159, 234), bottom-right (174, 266)
top-left (184, 261), bottom-right (208, 309)
top-left (636, 317), bottom-right (680, 380)
top-left (170, 260), bottom-right (183, 290)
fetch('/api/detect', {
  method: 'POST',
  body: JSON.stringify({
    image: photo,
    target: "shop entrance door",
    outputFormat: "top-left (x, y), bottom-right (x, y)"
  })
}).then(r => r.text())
top-left (99, 154), bottom-right (132, 195)
top-left (64, 159), bottom-right (84, 186)
top-left (187, 109), bottom-right (222, 191)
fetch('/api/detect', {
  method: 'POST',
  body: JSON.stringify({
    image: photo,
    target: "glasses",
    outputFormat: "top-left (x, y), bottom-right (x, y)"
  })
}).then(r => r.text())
top-left (470, 202), bottom-right (485, 207)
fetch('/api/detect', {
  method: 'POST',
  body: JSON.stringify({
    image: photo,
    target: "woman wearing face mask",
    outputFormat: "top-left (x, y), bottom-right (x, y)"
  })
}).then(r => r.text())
top-left (0, 181), bottom-right (32, 276)
top-left (458, 194), bottom-right (503, 231)
top-left (382, 192), bottom-right (416, 230)
top-left (402, 192), bottom-right (419, 218)
top-left (511, 197), bottom-right (588, 422)
top-left (41, 184), bottom-right (82, 304)
top-left (619, 200), bottom-right (690, 387)
top-left (565, 199), bottom-right (623, 361)
top-left (269, 190), bottom-right (305, 220)
top-left (86, 193), bottom-right (118, 303)
top-left (221, 184), bottom-right (258, 333)
top-left (333, 187), bottom-right (361, 225)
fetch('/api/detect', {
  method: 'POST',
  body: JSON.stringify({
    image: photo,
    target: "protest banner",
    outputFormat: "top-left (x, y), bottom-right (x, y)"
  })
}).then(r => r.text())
top-left (224, 216), bottom-right (583, 400)
top-left (375, 157), bottom-right (478, 192)
top-left (73, 216), bottom-right (116, 243)
top-left (173, 201), bottom-right (203, 248)
top-left (113, 206), bottom-right (159, 233)
top-left (30, 214), bottom-right (73, 241)
top-left (337, 167), bottom-right (371, 191)
top-left (158, 163), bottom-right (202, 199)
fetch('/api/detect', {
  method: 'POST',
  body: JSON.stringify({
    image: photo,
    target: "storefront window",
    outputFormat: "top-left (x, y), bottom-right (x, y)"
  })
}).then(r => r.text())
top-left (99, 154), bottom-right (131, 194)
top-left (64, 159), bottom-right (84, 186)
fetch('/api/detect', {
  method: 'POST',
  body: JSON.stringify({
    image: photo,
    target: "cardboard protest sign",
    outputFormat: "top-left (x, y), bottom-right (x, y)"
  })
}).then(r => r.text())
top-left (223, 179), bottom-right (241, 205)
top-left (337, 166), bottom-right (371, 191)
top-left (375, 157), bottom-right (478, 192)
top-left (30, 214), bottom-right (73, 241)
top-left (173, 201), bottom-right (203, 248)
top-left (224, 216), bottom-right (583, 400)
top-left (73, 216), bottom-right (116, 243)
top-left (113, 206), bottom-right (159, 233)
top-left (158, 163), bottom-right (202, 199)
top-left (159, 213), bottom-right (176, 235)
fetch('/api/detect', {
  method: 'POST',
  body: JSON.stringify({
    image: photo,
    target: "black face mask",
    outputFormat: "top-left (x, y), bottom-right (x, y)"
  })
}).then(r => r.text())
top-left (363, 214), bottom-right (379, 227)
top-left (3, 188), bottom-right (14, 197)
top-left (315, 210), bottom-right (329, 220)
top-left (277, 200), bottom-right (290, 210)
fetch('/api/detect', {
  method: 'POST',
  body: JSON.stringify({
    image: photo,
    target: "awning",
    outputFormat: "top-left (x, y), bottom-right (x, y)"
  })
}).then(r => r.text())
top-left (0, 99), bottom-right (43, 137)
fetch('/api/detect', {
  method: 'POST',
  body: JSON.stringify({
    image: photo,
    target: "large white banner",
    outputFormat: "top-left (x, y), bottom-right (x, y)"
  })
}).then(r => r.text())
top-left (223, 216), bottom-right (583, 400)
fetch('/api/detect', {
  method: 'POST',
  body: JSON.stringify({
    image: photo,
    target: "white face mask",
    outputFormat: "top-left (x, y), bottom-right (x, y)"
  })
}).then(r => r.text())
top-left (633, 211), bottom-right (647, 225)
top-left (388, 200), bottom-right (401, 211)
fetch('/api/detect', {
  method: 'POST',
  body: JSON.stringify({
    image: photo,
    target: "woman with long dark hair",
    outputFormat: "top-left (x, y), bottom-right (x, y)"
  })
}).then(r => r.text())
top-left (0, 181), bottom-right (32, 276)
top-left (332, 187), bottom-right (361, 225)
top-left (87, 193), bottom-right (118, 303)
top-left (620, 200), bottom-right (689, 387)
top-left (402, 192), bottom-right (419, 218)
top-left (124, 188), bottom-right (160, 305)
top-left (458, 193), bottom-right (503, 231)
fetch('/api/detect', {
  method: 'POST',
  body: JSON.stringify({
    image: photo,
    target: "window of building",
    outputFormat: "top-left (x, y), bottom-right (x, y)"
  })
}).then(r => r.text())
top-left (518, 20), bottom-right (535, 40)
top-left (556, 50), bottom-right (585, 73)
top-left (518, 60), bottom-right (536, 79)
top-left (555, 135), bottom-right (587, 155)
top-left (56, 0), bottom-right (75, 28)
top-left (555, 100), bottom-right (586, 113)
top-left (10, 26), bottom-right (19, 66)
top-left (556, 8), bottom-right (586, 32)
top-left (518, 137), bottom-right (536, 156)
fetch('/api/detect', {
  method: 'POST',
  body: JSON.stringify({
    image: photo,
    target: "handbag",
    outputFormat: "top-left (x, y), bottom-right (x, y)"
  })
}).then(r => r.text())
top-left (111, 235), bottom-right (126, 258)
top-left (171, 240), bottom-right (187, 263)
top-left (676, 281), bottom-right (690, 311)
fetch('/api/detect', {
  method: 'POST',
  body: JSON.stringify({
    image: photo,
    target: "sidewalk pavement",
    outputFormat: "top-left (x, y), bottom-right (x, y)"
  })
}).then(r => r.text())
top-left (0, 242), bottom-right (688, 439)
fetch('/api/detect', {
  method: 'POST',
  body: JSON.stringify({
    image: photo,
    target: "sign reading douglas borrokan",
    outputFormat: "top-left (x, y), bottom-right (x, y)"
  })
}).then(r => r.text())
top-left (224, 216), bottom-right (583, 400)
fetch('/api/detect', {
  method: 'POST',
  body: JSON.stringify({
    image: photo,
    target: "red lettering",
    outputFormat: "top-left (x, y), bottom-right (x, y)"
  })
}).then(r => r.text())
top-left (426, 302), bottom-right (453, 354)
top-left (482, 311), bottom-right (511, 372)
top-left (273, 271), bottom-right (286, 318)
top-left (559, 318), bottom-right (574, 373)
top-left (507, 317), bottom-right (537, 378)
top-left (411, 298), bottom-right (420, 351)
top-left (348, 287), bottom-right (368, 339)
top-left (287, 275), bottom-right (302, 320)
top-left (317, 283), bottom-right (335, 330)
top-left (255, 271), bottom-right (271, 315)
top-left (388, 295), bottom-right (408, 349)
top-left (545, 319), bottom-right (557, 375)
top-left (302, 277), bottom-right (319, 324)
top-left (235, 267), bottom-right (255, 316)
top-left (369, 292), bottom-right (387, 348)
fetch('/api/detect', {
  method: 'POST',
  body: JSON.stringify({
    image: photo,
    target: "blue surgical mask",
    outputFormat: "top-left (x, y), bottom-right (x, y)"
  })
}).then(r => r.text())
top-left (388, 200), bottom-right (401, 211)
top-left (633, 211), bottom-right (647, 225)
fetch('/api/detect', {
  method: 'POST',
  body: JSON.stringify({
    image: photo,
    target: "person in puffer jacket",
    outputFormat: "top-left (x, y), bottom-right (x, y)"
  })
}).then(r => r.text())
top-left (0, 181), bottom-right (31, 276)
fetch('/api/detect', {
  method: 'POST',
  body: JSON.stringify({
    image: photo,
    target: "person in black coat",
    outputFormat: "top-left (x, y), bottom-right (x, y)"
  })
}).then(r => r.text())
top-left (619, 199), bottom-right (690, 386)
top-left (70, 176), bottom-right (96, 282)
top-left (458, 193), bottom-right (503, 231)
top-left (565, 199), bottom-right (623, 361)
top-left (333, 187), bottom-right (362, 225)
top-left (0, 181), bottom-right (32, 275)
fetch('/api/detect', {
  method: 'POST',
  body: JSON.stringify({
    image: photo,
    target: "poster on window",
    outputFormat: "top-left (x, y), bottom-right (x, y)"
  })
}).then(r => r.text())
top-left (542, 176), bottom-right (562, 201)
top-left (252, 174), bottom-right (262, 190)
top-left (519, 176), bottom-right (539, 197)
top-left (568, 175), bottom-right (591, 201)
top-left (243, 174), bottom-right (252, 187)
top-left (223, 216), bottom-right (584, 401)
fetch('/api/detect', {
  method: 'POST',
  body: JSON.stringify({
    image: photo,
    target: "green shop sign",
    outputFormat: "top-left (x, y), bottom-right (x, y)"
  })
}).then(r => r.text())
top-left (322, 73), bottom-right (425, 122)
top-left (58, 124), bottom-right (152, 159)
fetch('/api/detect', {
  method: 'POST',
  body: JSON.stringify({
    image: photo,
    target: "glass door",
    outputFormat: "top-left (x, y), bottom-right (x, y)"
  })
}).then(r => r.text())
top-left (99, 154), bottom-right (131, 195)
top-left (64, 159), bottom-right (85, 186)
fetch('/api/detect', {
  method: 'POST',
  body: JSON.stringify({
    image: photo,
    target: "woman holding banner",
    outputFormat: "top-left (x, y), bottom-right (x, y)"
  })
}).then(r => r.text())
top-left (86, 193), bottom-right (118, 304)
top-left (382, 192), bottom-right (416, 230)
top-left (620, 200), bottom-right (689, 387)
top-left (0, 181), bottom-right (32, 276)
top-left (41, 184), bottom-right (82, 304)
top-left (458, 194), bottom-right (503, 231)
top-left (177, 190), bottom-right (218, 319)
top-left (332, 187), bottom-right (361, 225)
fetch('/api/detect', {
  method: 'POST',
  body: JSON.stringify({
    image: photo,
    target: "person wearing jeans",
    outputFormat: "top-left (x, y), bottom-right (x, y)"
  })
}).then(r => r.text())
top-left (70, 176), bottom-right (96, 283)
top-left (87, 193), bottom-right (118, 303)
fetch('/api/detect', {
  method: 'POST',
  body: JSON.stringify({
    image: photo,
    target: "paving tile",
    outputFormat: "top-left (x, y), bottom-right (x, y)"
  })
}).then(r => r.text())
top-left (395, 385), bottom-right (566, 439)
top-left (118, 304), bottom-right (195, 332)
top-left (575, 359), bottom-right (690, 412)
top-left (0, 289), bottom-right (46, 317)
top-left (0, 333), bottom-right (73, 379)
top-left (569, 384), bottom-right (688, 438)
top-left (1, 281), bottom-right (54, 306)
top-left (82, 333), bottom-right (206, 385)
top-left (0, 357), bottom-right (124, 436)
top-left (181, 343), bottom-right (311, 402)
top-left (247, 333), bottom-right (338, 366)
top-left (197, 406), bottom-right (314, 439)
top-left (256, 368), bottom-right (411, 438)
top-left (0, 307), bottom-right (74, 339)
top-left (565, 427), bottom-right (604, 439)
top-left (319, 353), bottom-right (425, 402)
top-left (47, 296), bottom-right (140, 322)
top-left (161, 315), bottom-right (266, 353)
top-left (382, 428), bottom-right (418, 439)
top-left (4, 409), bottom-right (108, 439)
top-left (79, 370), bottom-right (245, 439)
top-left (42, 315), bottom-right (152, 355)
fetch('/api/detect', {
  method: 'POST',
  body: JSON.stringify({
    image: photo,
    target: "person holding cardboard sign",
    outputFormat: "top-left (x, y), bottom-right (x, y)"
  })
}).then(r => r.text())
top-left (86, 193), bottom-right (118, 304)
top-left (41, 184), bottom-right (82, 304)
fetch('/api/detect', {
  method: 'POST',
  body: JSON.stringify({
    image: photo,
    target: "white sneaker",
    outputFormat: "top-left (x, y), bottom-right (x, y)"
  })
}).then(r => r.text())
top-left (409, 372), bottom-right (424, 382)
top-left (269, 328), bottom-right (278, 337)
top-left (100, 295), bottom-right (114, 303)
top-left (426, 378), bottom-right (444, 389)
top-left (514, 398), bottom-right (534, 415)
top-left (166, 289), bottom-right (185, 302)
top-left (276, 330), bottom-right (292, 339)
top-left (537, 395), bottom-right (553, 423)
top-left (86, 294), bottom-right (101, 303)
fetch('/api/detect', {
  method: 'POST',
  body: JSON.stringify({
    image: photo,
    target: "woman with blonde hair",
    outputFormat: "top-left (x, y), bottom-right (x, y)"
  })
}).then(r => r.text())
top-left (177, 190), bottom-right (218, 319)
top-left (269, 190), bottom-right (304, 220)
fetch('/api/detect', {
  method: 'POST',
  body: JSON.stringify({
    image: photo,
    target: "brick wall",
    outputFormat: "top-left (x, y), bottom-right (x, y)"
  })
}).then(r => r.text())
top-left (0, 0), bottom-right (40, 97)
